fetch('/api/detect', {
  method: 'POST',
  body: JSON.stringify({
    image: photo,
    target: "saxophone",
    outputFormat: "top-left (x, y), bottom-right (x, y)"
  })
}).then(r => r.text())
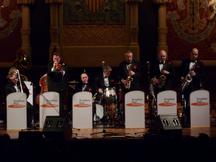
top-left (151, 62), bottom-right (167, 89)
top-left (181, 61), bottom-right (196, 92)
top-left (125, 64), bottom-right (134, 89)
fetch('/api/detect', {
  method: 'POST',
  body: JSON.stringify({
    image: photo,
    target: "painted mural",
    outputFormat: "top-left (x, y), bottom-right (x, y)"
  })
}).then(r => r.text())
top-left (63, 0), bottom-right (125, 24)
top-left (0, 0), bottom-right (21, 62)
top-left (167, 0), bottom-right (216, 60)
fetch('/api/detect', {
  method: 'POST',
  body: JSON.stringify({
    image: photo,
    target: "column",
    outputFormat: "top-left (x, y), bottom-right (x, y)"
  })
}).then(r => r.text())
top-left (154, 0), bottom-right (171, 51)
top-left (45, 0), bottom-right (63, 57)
top-left (16, 0), bottom-right (33, 53)
top-left (126, 0), bottom-right (142, 46)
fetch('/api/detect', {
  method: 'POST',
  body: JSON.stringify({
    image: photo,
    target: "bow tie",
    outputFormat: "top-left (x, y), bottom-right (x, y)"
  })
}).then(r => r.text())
top-left (159, 61), bottom-right (164, 64)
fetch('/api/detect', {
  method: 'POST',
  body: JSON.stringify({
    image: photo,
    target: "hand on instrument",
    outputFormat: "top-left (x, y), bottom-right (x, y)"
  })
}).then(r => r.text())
top-left (98, 88), bottom-right (103, 94)
top-left (161, 69), bottom-right (169, 75)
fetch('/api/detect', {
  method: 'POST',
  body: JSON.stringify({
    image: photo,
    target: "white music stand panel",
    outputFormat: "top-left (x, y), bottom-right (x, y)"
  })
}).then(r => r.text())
top-left (7, 92), bottom-right (27, 130)
top-left (157, 90), bottom-right (177, 115)
top-left (190, 90), bottom-right (210, 127)
top-left (39, 91), bottom-right (60, 129)
top-left (73, 92), bottom-right (93, 128)
top-left (125, 91), bottom-right (145, 128)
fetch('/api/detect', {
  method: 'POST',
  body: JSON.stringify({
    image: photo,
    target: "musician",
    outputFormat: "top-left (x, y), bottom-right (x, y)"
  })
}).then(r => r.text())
top-left (4, 67), bottom-right (33, 128)
top-left (75, 72), bottom-right (93, 93)
top-left (94, 64), bottom-right (117, 124)
top-left (94, 64), bottom-right (115, 95)
top-left (179, 48), bottom-right (205, 127)
top-left (47, 47), bottom-right (68, 116)
top-left (149, 50), bottom-right (175, 117)
top-left (118, 51), bottom-right (141, 92)
top-left (150, 49), bottom-right (175, 93)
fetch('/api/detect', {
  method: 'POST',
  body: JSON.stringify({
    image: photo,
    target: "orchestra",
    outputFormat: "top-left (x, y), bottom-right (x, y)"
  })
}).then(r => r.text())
top-left (1, 47), bottom-right (206, 129)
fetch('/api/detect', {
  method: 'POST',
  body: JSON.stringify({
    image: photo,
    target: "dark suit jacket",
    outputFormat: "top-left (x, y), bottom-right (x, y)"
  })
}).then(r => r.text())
top-left (150, 60), bottom-right (175, 91)
top-left (118, 59), bottom-right (141, 91)
top-left (4, 80), bottom-right (29, 98)
top-left (94, 73), bottom-right (115, 91)
top-left (5, 80), bottom-right (17, 97)
top-left (47, 62), bottom-right (68, 92)
top-left (179, 59), bottom-right (204, 91)
top-left (74, 82), bottom-right (93, 93)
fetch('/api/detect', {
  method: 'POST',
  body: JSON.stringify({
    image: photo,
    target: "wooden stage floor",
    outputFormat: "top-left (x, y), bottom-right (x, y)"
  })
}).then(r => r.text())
top-left (1, 127), bottom-right (216, 140)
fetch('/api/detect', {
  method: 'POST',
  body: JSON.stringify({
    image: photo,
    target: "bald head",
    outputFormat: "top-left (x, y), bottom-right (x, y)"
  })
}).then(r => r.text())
top-left (158, 50), bottom-right (167, 63)
top-left (125, 51), bottom-right (133, 63)
top-left (190, 48), bottom-right (199, 61)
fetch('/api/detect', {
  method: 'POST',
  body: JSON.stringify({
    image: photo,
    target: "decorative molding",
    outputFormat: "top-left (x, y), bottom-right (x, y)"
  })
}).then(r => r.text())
top-left (16, 0), bottom-right (34, 5)
top-left (154, 0), bottom-right (172, 4)
top-left (45, 0), bottom-right (63, 4)
top-left (127, 0), bottom-right (143, 3)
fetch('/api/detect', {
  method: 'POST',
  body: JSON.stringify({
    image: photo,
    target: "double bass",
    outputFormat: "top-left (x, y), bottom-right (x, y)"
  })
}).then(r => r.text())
top-left (35, 73), bottom-right (48, 105)
top-left (39, 73), bottom-right (48, 93)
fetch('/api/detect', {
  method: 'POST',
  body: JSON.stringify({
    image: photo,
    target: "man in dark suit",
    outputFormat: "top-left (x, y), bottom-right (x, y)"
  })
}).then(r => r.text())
top-left (150, 49), bottom-right (175, 93)
top-left (47, 47), bottom-right (68, 116)
top-left (75, 72), bottom-right (93, 93)
top-left (149, 49), bottom-right (175, 117)
top-left (4, 67), bottom-right (33, 128)
top-left (179, 48), bottom-right (205, 127)
top-left (118, 51), bottom-right (141, 92)
top-left (94, 64), bottom-right (117, 125)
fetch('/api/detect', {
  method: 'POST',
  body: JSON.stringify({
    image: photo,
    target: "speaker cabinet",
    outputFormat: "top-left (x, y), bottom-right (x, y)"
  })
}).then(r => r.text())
top-left (151, 115), bottom-right (182, 134)
top-left (158, 115), bottom-right (182, 130)
top-left (43, 116), bottom-right (71, 140)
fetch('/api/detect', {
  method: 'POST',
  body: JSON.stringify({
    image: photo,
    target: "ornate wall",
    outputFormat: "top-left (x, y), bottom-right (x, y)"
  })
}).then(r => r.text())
top-left (0, 0), bottom-right (22, 66)
top-left (61, 0), bottom-right (140, 67)
top-left (167, 0), bottom-right (216, 64)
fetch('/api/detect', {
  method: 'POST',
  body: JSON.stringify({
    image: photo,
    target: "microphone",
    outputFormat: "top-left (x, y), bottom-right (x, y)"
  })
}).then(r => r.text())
top-left (146, 61), bottom-right (150, 75)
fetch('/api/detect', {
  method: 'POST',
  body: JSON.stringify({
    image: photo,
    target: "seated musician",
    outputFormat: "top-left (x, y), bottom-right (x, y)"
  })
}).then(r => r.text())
top-left (47, 47), bottom-right (68, 117)
top-left (94, 63), bottom-right (117, 124)
top-left (75, 71), bottom-right (93, 93)
top-left (94, 63), bottom-right (115, 101)
top-left (4, 67), bottom-right (33, 128)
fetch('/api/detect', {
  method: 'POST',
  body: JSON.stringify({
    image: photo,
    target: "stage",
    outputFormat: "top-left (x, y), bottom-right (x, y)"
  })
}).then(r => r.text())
top-left (0, 127), bottom-right (216, 162)
top-left (1, 127), bottom-right (216, 140)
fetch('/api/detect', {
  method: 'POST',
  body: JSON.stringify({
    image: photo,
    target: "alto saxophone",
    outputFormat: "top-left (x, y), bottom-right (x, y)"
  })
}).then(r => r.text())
top-left (125, 75), bottom-right (133, 89)
top-left (181, 61), bottom-right (196, 92)
top-left (125, 64), bottom-right (134, 89)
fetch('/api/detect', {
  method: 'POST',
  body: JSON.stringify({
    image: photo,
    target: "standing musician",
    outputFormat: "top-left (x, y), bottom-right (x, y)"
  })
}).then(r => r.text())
top-left (149, 49), bottom-right (175, 116)
top-left (118, 50), bottom-right (141, 92)
top-left (4, 67), bottom-right (33, 128)
top-left (179, 48), bottom-right (205, 127)
top-left (47, 47), bottom-right (68, 117)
